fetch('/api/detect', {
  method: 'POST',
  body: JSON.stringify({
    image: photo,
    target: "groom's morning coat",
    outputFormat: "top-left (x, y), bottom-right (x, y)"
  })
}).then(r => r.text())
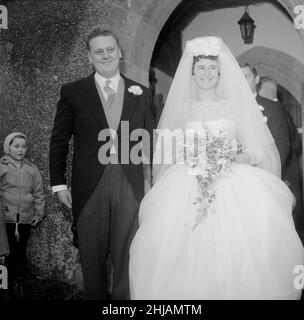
top-left (49, 74), bottom-right (155, 219)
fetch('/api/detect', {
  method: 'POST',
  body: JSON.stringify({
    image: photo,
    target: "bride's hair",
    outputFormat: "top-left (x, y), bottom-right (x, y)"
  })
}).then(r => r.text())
top-left (192, 55), bottom-right (219, 75)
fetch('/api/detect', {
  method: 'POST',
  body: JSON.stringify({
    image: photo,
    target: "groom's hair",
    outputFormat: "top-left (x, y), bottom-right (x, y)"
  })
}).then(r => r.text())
top-left (239, 63), bottom-right (258, 77)
top-left (85, 26), bottom-right (120, 51)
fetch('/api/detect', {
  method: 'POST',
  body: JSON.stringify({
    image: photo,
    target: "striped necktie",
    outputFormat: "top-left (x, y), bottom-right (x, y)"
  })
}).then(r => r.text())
top-left (104, 80), bottom-right (115, 106)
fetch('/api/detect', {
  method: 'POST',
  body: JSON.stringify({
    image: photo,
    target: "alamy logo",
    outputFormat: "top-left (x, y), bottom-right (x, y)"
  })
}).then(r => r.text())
top-left (294, 5), bottom-right (304, 29)
top-left (0, 265), bottom-right (8, 289)
top-left (0, 5), bottom-right (8, 29)
top-left (97, 122), bottom-right (208, 170)
top-left (294, 265), bottom-right (304, 290)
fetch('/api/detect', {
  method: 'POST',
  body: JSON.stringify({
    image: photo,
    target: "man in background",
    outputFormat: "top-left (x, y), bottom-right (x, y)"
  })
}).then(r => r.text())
top-left (259, 76), bottom-right (303, 244)
top-left (241, 64), bottom-right (290, 174)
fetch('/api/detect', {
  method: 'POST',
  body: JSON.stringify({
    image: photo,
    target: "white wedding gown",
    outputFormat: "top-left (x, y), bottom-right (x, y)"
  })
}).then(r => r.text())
top-left (129, 100), bottom-right (304, 300)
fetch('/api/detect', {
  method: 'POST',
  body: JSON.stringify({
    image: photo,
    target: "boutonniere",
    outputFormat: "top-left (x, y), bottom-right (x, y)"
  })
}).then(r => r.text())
top-left (258, 105), bottom-right (264, 112)
top-left (263, 116), bottom-right (268, 123)
top-left (128, 85), bottom-right (143, 96)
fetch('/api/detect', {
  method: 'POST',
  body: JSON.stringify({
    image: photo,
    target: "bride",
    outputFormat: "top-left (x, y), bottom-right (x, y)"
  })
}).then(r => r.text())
top-left (129, 37), bottom-right (304, 299)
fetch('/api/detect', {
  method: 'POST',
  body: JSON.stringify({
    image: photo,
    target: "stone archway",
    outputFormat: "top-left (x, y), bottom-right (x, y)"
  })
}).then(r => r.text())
top-left (115, 0), bottom-right (304, 199)
top-left (238, 46), bottom-right (304, 105)
top-left (117, 0), bottom-right (304, 86)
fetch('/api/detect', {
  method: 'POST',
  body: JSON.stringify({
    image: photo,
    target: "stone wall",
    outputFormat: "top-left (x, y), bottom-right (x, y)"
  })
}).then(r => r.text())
top-left (0, 0), bottom-right (112, 288)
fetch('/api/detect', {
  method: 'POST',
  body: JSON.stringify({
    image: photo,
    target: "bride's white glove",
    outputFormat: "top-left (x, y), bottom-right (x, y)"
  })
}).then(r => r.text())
top-left (237, 146), bottom-right (263, 166)
top-left (235, 152), bottom-right (252, 165)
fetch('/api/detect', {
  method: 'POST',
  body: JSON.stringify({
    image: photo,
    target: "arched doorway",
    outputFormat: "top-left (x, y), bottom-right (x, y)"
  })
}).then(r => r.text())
top-left (120, 0), bottom-right (304, 201)
top-left (121, 0), bottom-right (304, 85)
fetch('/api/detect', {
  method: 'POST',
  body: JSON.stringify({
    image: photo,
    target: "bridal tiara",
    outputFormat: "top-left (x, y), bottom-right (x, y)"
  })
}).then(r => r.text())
top-left (185, 37), bottom-right (223, 57)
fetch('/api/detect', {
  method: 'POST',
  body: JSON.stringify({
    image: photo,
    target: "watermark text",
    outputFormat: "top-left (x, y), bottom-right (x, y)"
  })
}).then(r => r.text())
top-left (0, 265), bottom-right (8, 289)
top-left (294, 265), bottom-right (304, 290)
top-left (294, 5), bottom-right (304, 29)
top-left (0, 5), bottom-right (8, 29)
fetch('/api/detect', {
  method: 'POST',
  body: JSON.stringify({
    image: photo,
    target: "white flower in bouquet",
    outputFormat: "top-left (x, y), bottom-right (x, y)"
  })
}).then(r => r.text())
top-left (184, 129), bottom-right (243, 230)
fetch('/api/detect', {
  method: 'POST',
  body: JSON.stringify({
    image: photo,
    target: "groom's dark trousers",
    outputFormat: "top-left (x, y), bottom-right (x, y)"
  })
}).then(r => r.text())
top-left (77, 163), bottom-right (139, 300)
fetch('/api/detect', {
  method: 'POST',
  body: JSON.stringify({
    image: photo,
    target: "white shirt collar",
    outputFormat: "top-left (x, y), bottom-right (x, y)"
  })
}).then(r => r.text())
top-left (258, 91), bottom-right (278, 102)
top-left (94, 72), bottom-right (121, 94)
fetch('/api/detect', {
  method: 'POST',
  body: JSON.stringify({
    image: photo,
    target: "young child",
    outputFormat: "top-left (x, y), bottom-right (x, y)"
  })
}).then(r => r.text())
top-left (0, 132), bottom-right (45, 289)
top-left (0, 143), bottom-right (10, 263)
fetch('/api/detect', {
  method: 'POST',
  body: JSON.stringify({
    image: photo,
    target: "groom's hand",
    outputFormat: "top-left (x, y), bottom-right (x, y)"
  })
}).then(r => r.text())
top-left (143, 164), bottom-right (152, 195)
top-left (144, 179), bottom-right (152, 195)
top-left (57, 189), bottom-right (72, 209)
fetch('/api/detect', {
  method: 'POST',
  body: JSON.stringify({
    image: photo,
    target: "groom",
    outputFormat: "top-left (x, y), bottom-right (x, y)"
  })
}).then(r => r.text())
top-left (241, 64), bottom-right (290, 169)
top-left (49, 26), bottom-right (154, 300)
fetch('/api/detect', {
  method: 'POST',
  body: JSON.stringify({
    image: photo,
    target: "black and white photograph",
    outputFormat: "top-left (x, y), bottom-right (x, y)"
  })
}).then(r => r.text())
top-left (0, 0), bottom-right (304, 312)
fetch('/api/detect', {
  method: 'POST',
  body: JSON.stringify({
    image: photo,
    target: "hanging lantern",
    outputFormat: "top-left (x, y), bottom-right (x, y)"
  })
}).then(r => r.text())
top-left (238, 7), bottom-right (256, 44)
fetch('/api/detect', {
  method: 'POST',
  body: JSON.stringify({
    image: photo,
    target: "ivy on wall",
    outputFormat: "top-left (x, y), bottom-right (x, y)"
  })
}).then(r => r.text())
top-left (0, 0), bottom-right (111, 288)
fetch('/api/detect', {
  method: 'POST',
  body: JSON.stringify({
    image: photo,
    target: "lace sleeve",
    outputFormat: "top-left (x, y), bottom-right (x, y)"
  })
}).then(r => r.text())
top-left (229, 99), bottom-right (281, 176)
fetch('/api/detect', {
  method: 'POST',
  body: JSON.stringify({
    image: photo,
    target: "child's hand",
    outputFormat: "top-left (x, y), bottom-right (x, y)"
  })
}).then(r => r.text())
top-left (31, 217), bottom-right (41, 228)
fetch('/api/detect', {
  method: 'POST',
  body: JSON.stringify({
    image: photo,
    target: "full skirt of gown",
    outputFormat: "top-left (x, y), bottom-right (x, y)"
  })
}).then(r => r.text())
top-left (129, 163), bottom-right (304, 299)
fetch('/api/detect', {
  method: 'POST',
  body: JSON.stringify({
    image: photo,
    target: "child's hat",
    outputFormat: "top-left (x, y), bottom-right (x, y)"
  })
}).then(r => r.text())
top-left (3, 132), bottom-right (28, 154)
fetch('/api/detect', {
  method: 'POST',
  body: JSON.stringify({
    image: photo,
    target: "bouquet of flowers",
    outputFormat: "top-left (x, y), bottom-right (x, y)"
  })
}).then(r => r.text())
top-left (182, 128), bottom-right (243, 230)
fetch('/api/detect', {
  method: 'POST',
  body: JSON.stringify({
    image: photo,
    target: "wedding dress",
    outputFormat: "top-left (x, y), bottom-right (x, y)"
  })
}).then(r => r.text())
top-left (129, 100), bottom-right (304, 300)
